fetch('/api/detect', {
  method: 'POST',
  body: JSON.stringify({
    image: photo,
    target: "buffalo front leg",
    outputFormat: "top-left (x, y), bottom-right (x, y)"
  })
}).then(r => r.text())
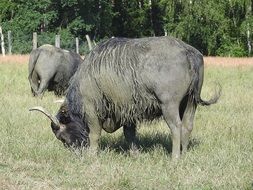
top-left (123, 124), bottom-right (137, 147)
top-left (161, 102), bottom-right (182, 160)
top-left (86, 110), bottom-right (102, 152)
top-left (89, 121), bottom-right (102, 152)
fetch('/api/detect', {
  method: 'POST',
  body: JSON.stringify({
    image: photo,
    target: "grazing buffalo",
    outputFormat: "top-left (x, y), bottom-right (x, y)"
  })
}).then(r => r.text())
top-left (30, 37), bottom-right (221, 159)
top-left (28, 44), bottom-right (83, 96)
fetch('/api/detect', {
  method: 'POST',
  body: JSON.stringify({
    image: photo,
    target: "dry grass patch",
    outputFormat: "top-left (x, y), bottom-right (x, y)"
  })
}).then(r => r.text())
top-left (204, 56), bottom-right (253, 67)
top-left (0, 54), bottom-right (29, 64)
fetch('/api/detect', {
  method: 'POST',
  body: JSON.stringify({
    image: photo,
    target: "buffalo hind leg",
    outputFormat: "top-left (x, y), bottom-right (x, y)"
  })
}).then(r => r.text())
top-left (161, 102), bottom-right (182, 160)
top-left (37, 78), bottom-right (50, 97)
top-left (181, 97), bottom-right (197, 154)
top-left (29, 72), bottom-right (39, 96)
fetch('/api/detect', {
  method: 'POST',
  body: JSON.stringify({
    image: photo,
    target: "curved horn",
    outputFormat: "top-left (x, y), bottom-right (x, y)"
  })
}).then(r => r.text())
top-left (29, 106), bottom-right (60, 129)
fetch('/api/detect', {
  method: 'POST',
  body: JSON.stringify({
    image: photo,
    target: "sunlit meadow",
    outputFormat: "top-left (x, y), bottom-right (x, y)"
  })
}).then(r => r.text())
top-left (0, 55), bottom-right (253, 189)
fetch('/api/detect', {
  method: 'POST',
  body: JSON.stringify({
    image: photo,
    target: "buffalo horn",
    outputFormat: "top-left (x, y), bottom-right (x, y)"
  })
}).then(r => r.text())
top-left (29, 106), bottom-right (60, 129)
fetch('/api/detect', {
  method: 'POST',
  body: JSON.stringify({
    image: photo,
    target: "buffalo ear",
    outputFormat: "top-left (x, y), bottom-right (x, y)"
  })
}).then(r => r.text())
top-left (60, 104), bottom-right (69, 115)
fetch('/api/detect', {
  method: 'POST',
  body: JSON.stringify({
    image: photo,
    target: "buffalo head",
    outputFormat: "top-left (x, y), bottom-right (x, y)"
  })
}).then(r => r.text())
top-left (29, 104), bottom-right (89, 148)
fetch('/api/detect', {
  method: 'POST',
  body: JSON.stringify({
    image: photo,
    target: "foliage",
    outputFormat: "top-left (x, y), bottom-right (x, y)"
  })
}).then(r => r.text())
top-left (0, 0), bottom-right (252, 56)
top-left (216, 39), bottom-right (247, 57)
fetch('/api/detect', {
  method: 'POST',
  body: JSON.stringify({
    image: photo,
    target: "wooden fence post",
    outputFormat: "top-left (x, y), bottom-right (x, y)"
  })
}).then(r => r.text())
top-left (33, 32), bottom-right (37, 50)
top-left (55, 34), bottom-right (60, 48)
top-left (75, 37), bottom-right (79, 54)
top-left (0, 26), bottom-right (6, 57)
top-left (85, 34), bottom-right (93, 51)
top-left (8, 30), bottom-right (12, 54)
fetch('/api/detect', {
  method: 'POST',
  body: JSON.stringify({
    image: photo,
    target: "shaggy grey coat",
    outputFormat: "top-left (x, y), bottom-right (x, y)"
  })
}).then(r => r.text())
top-left (48, 37), bottom-right (220, 159)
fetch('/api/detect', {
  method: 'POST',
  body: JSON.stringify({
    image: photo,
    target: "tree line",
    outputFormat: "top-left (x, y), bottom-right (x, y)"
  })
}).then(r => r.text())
top-left (0, 0), bottom-right (252, 56)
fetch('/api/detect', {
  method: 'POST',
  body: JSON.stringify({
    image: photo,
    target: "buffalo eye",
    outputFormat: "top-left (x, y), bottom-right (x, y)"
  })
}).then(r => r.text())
top-left (59, 111), bottom-right (71, 124)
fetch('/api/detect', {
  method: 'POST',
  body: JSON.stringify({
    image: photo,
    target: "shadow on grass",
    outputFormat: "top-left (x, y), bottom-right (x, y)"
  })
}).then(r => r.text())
top-left (99, 133), bottom-right (200, 155)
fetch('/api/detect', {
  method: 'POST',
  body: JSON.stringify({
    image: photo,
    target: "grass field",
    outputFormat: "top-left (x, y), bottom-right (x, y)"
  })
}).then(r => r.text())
top-left (0, 56), bottom-right (253, 189)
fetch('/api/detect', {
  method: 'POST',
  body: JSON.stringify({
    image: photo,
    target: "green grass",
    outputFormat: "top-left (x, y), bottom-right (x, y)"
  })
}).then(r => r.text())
top-left (1, 62), bottom-right (253, 189)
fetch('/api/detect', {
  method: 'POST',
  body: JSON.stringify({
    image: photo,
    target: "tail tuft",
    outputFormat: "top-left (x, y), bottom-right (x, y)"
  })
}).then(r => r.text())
top-left (196, 82), bottom-right (222, 106)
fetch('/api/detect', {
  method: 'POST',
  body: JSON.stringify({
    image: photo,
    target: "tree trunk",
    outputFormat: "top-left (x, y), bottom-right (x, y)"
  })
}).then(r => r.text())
top-left (75, 37), bottom-right (79, 54)
top-left (8, 31), bottom-right (12, 55)
top-left (246, 0), bottom-right (252, 56)
top-left (0, 26), bottom-right (5, 57)
top-left (86, 34), bottom-right (93, 51)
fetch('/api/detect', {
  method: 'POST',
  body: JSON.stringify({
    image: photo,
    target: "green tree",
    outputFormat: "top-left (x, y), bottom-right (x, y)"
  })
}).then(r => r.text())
top-left (112, 0), bottom-right (152, 37)
top-left (0, 0), bottom-right (253, 56)
top-left (0, 0), bottom-right (16, 22)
